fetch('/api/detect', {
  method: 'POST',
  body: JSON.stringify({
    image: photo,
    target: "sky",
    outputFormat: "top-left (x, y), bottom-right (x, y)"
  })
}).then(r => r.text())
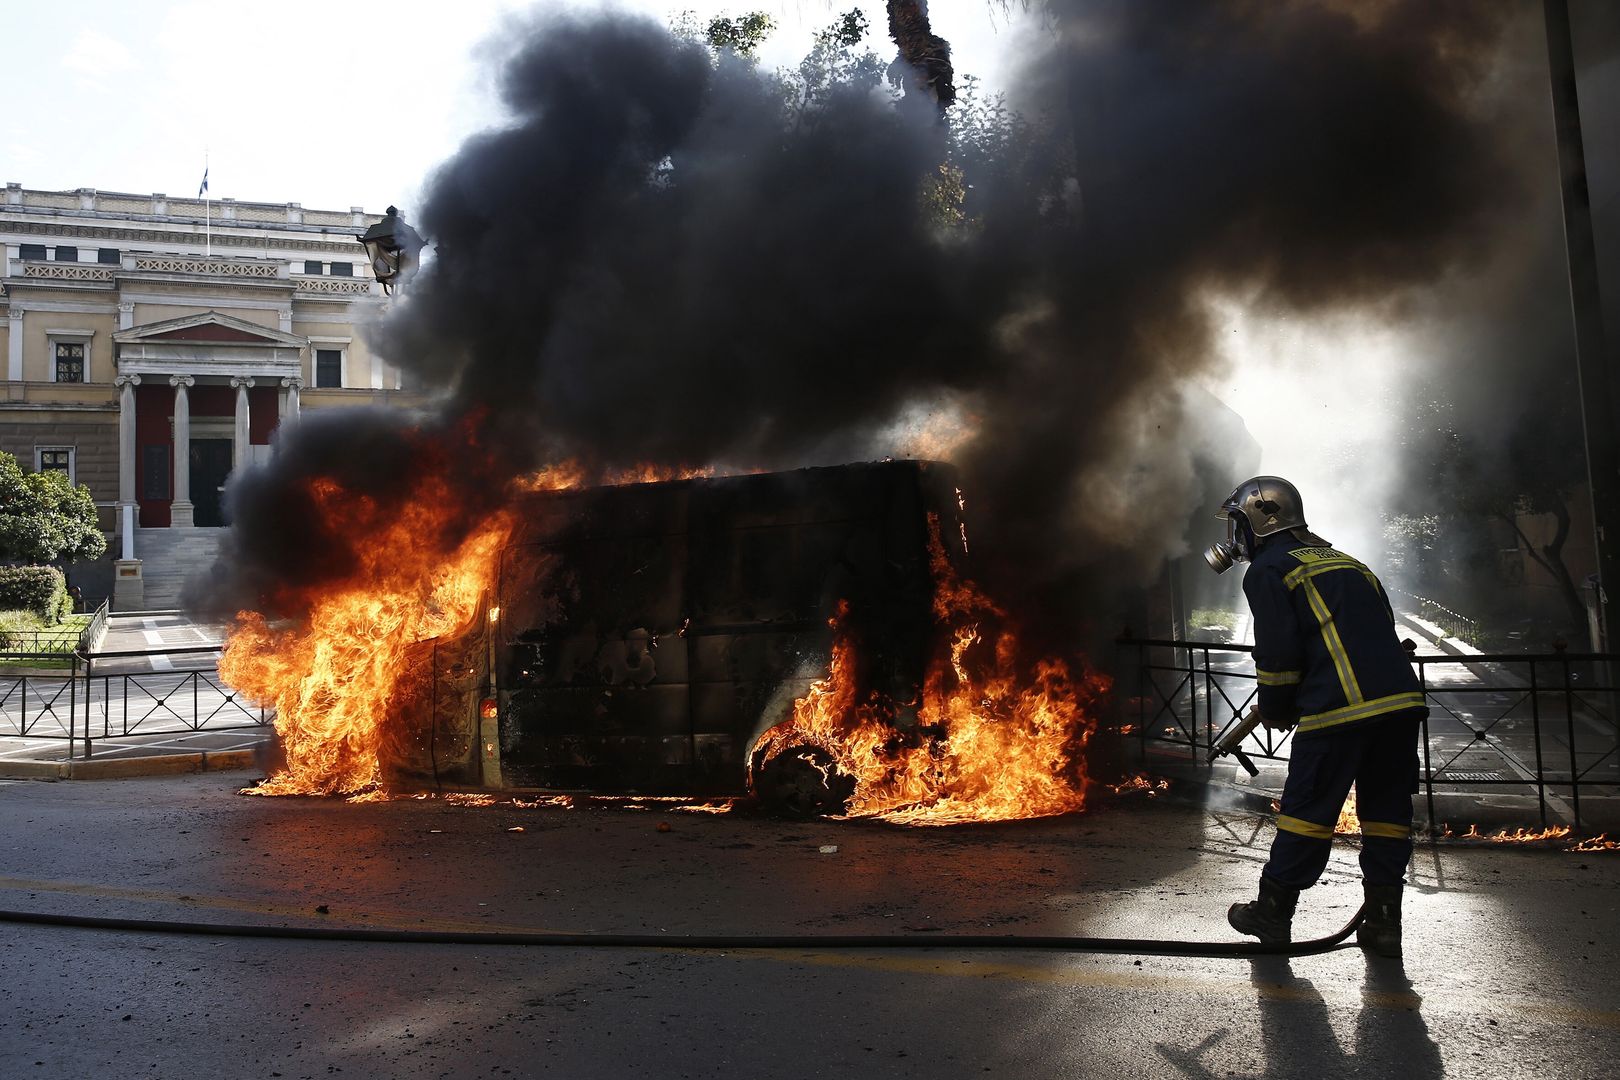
top-left (1, 0), bottom-right (1038, 215)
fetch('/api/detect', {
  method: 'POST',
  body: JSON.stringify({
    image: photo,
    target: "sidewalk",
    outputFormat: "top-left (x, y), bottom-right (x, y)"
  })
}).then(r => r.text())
top-left (0, 613), bottom-right (271, 781)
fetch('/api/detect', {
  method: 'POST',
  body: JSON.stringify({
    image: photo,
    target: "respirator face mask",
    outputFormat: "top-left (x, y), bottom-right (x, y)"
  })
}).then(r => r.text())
top-left (1204, 513), bottom-right (1250, 575)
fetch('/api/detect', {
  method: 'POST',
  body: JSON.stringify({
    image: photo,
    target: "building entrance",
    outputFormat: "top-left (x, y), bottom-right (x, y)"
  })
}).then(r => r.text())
top-left (190, 439), bottom-right (233, 527)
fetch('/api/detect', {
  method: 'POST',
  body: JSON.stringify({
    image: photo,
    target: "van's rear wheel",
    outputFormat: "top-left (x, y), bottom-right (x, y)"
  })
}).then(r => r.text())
top-left (753, 745), bottom-right (855, 818)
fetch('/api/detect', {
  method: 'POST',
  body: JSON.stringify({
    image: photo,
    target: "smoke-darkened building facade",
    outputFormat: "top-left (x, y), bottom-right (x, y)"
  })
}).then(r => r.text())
top-left (0, 183), bottom-right (426, 607)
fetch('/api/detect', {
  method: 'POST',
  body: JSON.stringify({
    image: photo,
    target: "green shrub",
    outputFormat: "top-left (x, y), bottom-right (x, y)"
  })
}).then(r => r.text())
top-left (0, 565), bottom-right (69, 624)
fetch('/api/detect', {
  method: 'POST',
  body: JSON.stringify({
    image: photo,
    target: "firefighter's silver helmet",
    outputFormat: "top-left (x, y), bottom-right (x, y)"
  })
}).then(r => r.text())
top-left (1204, 475), bottom-right (1318, 574)
top-left (1220, 475), bottom-right (1308, 538)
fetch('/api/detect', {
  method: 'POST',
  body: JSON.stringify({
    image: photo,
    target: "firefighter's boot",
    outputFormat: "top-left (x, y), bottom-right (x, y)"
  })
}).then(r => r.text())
top-left (1356, 884), bottom-right (1403, 958)
top-left (1228, 876), bottom-right (1298, 944)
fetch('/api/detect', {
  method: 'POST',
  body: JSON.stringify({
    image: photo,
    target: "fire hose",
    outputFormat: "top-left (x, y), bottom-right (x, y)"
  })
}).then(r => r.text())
top-left (0, 905), bottom-right (1366, 957)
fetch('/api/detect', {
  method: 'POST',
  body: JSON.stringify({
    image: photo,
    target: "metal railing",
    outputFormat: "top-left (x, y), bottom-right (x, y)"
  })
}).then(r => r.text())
top-left (76, 599), bottom-right (110, 653)
top-left (1384, 586), bottom-right (1480, 646)
top-left (0, 628), bottom-right (79, 654)
top-left (0, 601), bottom-right (111, 655)
top-left (0, 645), bottom-right (271, 759)
top-left (1118, 637), bottom-right (1619, 830)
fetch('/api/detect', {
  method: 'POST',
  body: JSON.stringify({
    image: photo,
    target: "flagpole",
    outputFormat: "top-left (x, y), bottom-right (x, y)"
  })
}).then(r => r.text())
top-left (203, 150), bottom-right (211, 258)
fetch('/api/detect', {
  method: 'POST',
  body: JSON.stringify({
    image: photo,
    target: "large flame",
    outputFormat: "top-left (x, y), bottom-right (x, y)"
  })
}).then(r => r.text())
top-left (749, 518), bottom-right (1107, 825)
top-left (223, 471), bottom-right (514, 797)
top-left (223, 459), bottom-right (731, 797)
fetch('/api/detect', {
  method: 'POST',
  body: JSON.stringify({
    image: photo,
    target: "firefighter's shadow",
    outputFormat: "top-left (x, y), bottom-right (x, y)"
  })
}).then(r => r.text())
top-left (1154, 956), bottom-right (1443, 1079)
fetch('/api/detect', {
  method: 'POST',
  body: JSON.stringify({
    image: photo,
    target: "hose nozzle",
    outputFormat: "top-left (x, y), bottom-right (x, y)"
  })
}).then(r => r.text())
top-left (1210, 708), bottom-right (1263, 776)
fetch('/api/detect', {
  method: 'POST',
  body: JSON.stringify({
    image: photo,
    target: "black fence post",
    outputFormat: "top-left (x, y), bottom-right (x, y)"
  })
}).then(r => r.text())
top-left (1136, 641), bottom-right (1146, 755)
top-left (82, 654), bottom-right (93, 761)
top-left (68, 657), bottom-right (77, 761)
top-left (1563, 655), bottom-right (1581, 830)
top-left (1530, 661), bottom-right (1547, 828)
top-left (1201, 645), bottom-right (1213, 761)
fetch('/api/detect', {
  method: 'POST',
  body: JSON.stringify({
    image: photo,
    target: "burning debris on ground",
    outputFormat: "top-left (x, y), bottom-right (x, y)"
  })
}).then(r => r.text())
top-left (196, 3), bottom-right (1535, 822)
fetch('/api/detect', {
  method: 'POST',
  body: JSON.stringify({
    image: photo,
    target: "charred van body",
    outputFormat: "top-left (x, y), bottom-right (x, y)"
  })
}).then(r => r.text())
top-left (382, 460), bottom-right (963, 797)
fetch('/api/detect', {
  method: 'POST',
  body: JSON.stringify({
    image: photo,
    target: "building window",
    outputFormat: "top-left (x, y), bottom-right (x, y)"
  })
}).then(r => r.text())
top-left (142, 445), bottom-right (170, 500)
top-left (54, 245), bottom-right (79, 263)
top-left (54, 342), bottom-right (86, 383)
top-left (19, 243), bottom-right (46, 261)
top-left (36, 447), bottom-right (75, 483)
top-left (315, 349), bottom-right (343, 388)
top-left (97, 248), bottom-right (121, 264)
top-left (329, 261), bottom-right (353, 277)
top-left (303, 260), bottom-right (323, 275)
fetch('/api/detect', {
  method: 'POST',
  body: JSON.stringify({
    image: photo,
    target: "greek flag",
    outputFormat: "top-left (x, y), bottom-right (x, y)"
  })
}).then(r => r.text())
top-left (197, 168), bottom-right (209, 198)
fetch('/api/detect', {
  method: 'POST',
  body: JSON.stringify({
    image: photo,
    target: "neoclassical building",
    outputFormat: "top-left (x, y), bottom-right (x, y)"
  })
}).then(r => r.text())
top-left (0, 183), bottom-right (427, 608)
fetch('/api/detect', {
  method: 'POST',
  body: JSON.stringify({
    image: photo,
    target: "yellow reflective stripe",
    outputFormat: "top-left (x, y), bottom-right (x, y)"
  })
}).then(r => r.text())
top-left (1277, 815), bottom-right (1334, 840)
top-left (1283, 559), bottom-right (1365, 589)
top-left (1301, 577), bottom-right (1363, 704)
top-left (1361, 821), bottom-right (1412, 839)
top-left (1256, 669), bottom-right (1302, 686)
top-left (1298, 691), bottom-right (1427, 733)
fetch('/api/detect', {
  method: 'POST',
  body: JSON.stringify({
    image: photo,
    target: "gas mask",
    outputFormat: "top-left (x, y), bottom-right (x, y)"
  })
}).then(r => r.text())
top-left (1204, 514), bottom-right (1251, 575)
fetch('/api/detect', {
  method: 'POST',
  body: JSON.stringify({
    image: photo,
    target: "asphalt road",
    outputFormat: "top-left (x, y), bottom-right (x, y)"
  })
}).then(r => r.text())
top-left (1, 776), bottom-right (1615, 1079)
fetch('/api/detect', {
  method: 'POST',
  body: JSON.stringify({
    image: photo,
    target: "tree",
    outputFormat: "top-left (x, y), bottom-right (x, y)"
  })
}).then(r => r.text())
top-left (885, 0), bottom-right (955, 111)
top-left (670, 10), bottom-right (777, 60)
top-left (704, 11), bottom-right (777, 58)
top-left (0, 452), bottom-right (107, 566)
top-left (1393, 383), bottom-right (1591, 637)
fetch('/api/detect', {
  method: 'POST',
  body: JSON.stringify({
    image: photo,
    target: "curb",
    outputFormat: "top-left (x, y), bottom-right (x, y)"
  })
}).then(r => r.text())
top-left (0, 749), bottom-right (257, 781)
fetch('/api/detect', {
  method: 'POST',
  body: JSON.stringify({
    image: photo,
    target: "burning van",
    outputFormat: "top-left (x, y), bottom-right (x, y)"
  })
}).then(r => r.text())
top-left (379, 460), bottom-right (966, 806)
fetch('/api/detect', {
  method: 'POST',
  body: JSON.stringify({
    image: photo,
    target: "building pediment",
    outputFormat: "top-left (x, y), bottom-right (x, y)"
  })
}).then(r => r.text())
top-left (115, 310), bottom-right (305, 381)
top-left (114, 310), bottom-right (306, 348)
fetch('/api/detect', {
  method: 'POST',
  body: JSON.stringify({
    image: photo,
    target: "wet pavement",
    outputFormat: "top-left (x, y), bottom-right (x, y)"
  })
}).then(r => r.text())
top-left (1, 776), bottom-right (1615, 1079)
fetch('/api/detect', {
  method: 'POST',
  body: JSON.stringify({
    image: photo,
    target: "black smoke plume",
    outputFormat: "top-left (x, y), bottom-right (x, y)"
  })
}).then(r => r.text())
top-left (196, 0), bottom-right (1531, 646)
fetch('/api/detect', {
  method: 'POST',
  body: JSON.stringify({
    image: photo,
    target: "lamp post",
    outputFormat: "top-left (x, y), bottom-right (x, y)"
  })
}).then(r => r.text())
top-left (357, 205), bottom-right (424, 295)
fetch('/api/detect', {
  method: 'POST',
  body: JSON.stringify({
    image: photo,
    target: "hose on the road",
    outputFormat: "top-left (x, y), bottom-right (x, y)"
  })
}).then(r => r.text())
top-left (0, 905), bottom-right (1366, 957)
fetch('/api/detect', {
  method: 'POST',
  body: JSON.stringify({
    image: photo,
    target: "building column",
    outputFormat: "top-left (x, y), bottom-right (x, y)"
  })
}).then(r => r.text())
top-left (117, 301), bottom-right (135, 331)
top-left (113, 373), bottom-right (144, 612)
top-left (6, 302), bottom-right (23, 381)
top-left (115, 374), bottom-right (141, 553)
top-left (279, 376), bottom-right (302, 428)
top-left (168, 375), bottom-right (195, 527)
top-left (231, 375), bottom-right (255, 472)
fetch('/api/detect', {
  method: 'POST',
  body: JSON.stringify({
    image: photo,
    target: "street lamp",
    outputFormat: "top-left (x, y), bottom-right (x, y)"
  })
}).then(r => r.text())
top-left (357, 205), bottom-right (424, 295)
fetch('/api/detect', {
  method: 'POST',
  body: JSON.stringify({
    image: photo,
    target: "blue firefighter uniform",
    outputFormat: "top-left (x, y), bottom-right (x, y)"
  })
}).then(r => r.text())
top-left (1245, 534), bottom-right (1427, 890)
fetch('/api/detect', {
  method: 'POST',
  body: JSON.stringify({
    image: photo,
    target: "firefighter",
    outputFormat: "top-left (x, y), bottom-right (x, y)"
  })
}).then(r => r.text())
top-left (1204, 476), bottom-right (1426, 958)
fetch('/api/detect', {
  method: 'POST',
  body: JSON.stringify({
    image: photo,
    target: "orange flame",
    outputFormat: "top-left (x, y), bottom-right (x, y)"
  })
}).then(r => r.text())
top-left (221, 453), bottom-right (721, 799)
top-left (1570, 834), bottom-right (1619, 852)
top-left (749, 518), bottom-right (1107, 825)
top-left (1335, 789), bottom-right (1361, 835)
top-left (222, 468), bottom-right (515, 797)
top-left (1452, 824), bottom-right (1573, 844)
top-left (1107, 774), bottom-right (1169, 797)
